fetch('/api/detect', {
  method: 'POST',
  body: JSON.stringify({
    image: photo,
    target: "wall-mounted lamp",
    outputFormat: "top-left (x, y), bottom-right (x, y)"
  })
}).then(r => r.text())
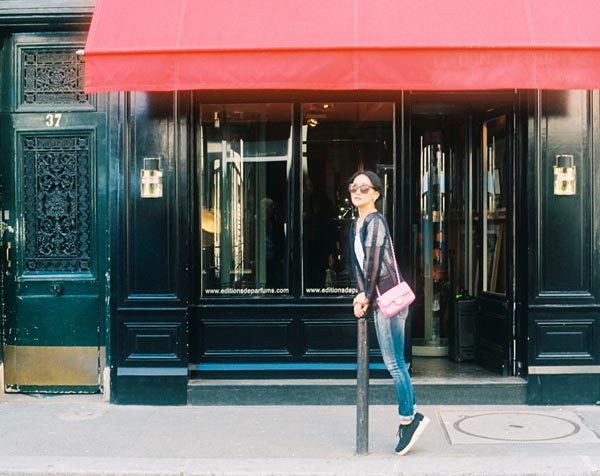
top-left (141, 157), bottom-right (163, 198)
top-left (213, 111), bottom-right (220, 128)
top-left (306, 118), bottom-right (318, 127)
top-left (553, 154), bottom-right (576, 196)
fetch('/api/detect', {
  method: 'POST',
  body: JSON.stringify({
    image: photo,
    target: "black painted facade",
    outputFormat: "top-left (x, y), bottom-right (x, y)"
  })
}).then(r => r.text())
top-left (0, 1), bottom-right (598, 405)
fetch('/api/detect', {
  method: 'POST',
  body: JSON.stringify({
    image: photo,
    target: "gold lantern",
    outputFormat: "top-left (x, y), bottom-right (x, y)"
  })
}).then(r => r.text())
top-left (553, 155), bottom-right (576, 196)
top-left (141, 157), bottom-right (163, 198)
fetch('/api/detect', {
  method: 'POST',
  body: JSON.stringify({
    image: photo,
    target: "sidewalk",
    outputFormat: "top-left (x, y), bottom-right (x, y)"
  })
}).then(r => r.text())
top-left (0, 393), bottom-right (599, 476)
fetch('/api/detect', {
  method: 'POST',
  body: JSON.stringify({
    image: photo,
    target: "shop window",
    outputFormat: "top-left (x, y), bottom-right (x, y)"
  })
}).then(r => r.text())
top-left (200, 104), bottom-right (292, 297)
top-left (200, 102), bottom-right (395, 299)
top-left (301, 103), bottom-right (394, 296)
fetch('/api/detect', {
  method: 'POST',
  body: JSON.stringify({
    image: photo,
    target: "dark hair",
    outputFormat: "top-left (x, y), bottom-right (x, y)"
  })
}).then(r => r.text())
top-left (348, 170), bottom-right (383, 193)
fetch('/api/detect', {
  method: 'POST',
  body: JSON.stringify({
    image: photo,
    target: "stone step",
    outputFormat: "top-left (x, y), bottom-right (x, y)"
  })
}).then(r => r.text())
top-left (188, 376), bottom-right (528, 405)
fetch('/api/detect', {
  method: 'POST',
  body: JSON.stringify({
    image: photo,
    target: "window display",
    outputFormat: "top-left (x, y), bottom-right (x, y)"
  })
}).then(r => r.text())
top-left (201, 104), bottom-right (292, 296)
top-left (199, 102), bottom-right (394, 299)
top-left (301, 103), bottom-right (394, 296)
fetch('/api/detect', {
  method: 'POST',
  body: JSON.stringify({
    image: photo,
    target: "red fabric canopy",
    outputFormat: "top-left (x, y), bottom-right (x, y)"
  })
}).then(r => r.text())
top-left (84, 0), bottom-right (600, 92)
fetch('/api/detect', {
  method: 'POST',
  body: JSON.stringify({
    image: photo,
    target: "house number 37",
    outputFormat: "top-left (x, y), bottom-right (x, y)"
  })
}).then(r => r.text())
top-left (45, 113), bottom-right (62, 127)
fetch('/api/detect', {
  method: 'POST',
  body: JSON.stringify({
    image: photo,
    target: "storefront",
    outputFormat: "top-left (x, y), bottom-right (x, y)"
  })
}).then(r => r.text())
top-left (1, 0), bottom-right (600, 405)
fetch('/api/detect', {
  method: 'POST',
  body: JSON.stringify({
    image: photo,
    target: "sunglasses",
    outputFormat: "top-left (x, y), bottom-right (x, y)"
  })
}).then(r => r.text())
top-left (348, 184), bottom-right (375, 194)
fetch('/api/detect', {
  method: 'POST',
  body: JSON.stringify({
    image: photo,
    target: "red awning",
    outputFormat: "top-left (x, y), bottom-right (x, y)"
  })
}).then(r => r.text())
top-left (84, 0), bottom-right (600, 92)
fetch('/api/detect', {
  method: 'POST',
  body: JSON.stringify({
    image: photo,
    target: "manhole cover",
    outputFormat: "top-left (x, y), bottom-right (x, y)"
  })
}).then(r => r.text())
top-left (440, 410), bottom-right (600, 445)
top-left (455, 412), bottom-right (578, 442)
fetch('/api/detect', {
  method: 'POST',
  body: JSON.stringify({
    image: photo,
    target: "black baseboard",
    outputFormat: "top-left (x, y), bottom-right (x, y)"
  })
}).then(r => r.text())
top-left (528, 373), bottom-right (600, 405)
top-left (110, 367), bottom-right (600, 406)
top-left (114, 367), bottom-right (188, 405)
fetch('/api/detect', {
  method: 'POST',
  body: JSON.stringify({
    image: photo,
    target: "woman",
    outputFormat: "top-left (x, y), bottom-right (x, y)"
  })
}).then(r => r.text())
top-left (348, 170), bottom-right (429, 456)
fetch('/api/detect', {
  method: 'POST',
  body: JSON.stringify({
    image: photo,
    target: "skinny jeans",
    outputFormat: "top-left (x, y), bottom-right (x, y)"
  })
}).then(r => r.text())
top-left (373, 307), bottom-right (415, 420)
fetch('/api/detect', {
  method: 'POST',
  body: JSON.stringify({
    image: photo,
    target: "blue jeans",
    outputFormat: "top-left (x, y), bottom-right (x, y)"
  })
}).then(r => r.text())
top-left (373, 307), bottom-right (415, 420)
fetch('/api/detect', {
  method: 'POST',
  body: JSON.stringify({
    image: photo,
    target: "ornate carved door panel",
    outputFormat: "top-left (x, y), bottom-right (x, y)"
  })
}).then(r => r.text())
top-left (1, 33), bottom-right (108, 392)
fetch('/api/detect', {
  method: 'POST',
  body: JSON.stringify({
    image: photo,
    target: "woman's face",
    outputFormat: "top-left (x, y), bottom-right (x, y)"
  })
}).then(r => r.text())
top-left (349, 174), bottom-right (380, 208)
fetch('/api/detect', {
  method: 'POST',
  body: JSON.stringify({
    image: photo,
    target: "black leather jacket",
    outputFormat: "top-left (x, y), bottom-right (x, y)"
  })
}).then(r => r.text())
top-left (349, 212), bottom-right (402, 306)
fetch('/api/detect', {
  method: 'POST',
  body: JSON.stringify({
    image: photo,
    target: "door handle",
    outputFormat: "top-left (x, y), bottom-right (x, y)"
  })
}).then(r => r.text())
top-left (6, 241), bottom-right (11, 269)
top-left (0, 220), bottom-right (13, 238)
top-left (50, 283), bottom-right (63, 296)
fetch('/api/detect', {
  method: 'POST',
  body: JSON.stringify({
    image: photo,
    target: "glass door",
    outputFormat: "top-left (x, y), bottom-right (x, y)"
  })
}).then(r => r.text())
top-left (410, 114), bottom-right (470, 357)
top-left (474, 112), bottom-right (515, 374)
top-left (482, 116), bottom-right (507, 294)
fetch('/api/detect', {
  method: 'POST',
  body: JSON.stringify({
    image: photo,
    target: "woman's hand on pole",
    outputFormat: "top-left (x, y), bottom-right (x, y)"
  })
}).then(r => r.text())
top-left (353, 298), bottom-right (370, 319)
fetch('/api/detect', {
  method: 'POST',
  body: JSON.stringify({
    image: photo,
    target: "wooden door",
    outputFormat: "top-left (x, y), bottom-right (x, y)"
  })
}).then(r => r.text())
top-left (1, 33), bottom-right (108, 392)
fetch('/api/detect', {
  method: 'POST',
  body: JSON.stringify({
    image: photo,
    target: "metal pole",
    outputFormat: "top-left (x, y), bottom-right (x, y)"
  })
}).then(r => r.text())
top-left (356, 315), bottom-right (369, 455)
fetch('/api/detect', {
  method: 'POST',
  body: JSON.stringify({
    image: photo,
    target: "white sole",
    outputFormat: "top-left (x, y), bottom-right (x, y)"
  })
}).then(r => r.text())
top-left (395, 415), bottom-right (430, 456)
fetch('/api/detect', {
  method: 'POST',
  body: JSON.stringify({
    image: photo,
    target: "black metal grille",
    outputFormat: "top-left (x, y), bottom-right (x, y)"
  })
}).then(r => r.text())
top-left (21, 48), bottom-right (89, 106)
top-left (23, 135), bottom-right (91, 272)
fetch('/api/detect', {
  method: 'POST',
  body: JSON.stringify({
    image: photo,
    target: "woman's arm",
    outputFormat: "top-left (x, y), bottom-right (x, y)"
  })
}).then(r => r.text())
top-left (350, 220), bottom-right (366, 294)
top-left (349, 220), bottom-right (369, 318)
top-left (362, 215), bottom-right (388, 305)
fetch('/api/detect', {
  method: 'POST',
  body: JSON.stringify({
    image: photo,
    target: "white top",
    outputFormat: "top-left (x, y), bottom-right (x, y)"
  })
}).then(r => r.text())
top-left (355, 225), bottom-right (365, 271)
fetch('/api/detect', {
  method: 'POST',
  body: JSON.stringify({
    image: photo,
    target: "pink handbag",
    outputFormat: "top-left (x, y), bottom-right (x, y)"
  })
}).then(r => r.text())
top-left (375, 239), bottom-right (415, 318)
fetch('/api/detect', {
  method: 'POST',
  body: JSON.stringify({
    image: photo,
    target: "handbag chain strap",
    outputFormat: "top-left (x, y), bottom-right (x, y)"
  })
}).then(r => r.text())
top-left (375, 237), bottom-right (401, 297)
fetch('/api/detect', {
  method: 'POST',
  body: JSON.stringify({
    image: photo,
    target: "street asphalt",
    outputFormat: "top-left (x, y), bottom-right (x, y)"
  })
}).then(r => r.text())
top-left (0, 392), bottom-right (599, 476)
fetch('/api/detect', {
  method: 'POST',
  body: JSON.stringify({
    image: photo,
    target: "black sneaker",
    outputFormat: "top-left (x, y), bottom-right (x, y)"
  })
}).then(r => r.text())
top-left (394, 412), bottom-right (430, 456)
